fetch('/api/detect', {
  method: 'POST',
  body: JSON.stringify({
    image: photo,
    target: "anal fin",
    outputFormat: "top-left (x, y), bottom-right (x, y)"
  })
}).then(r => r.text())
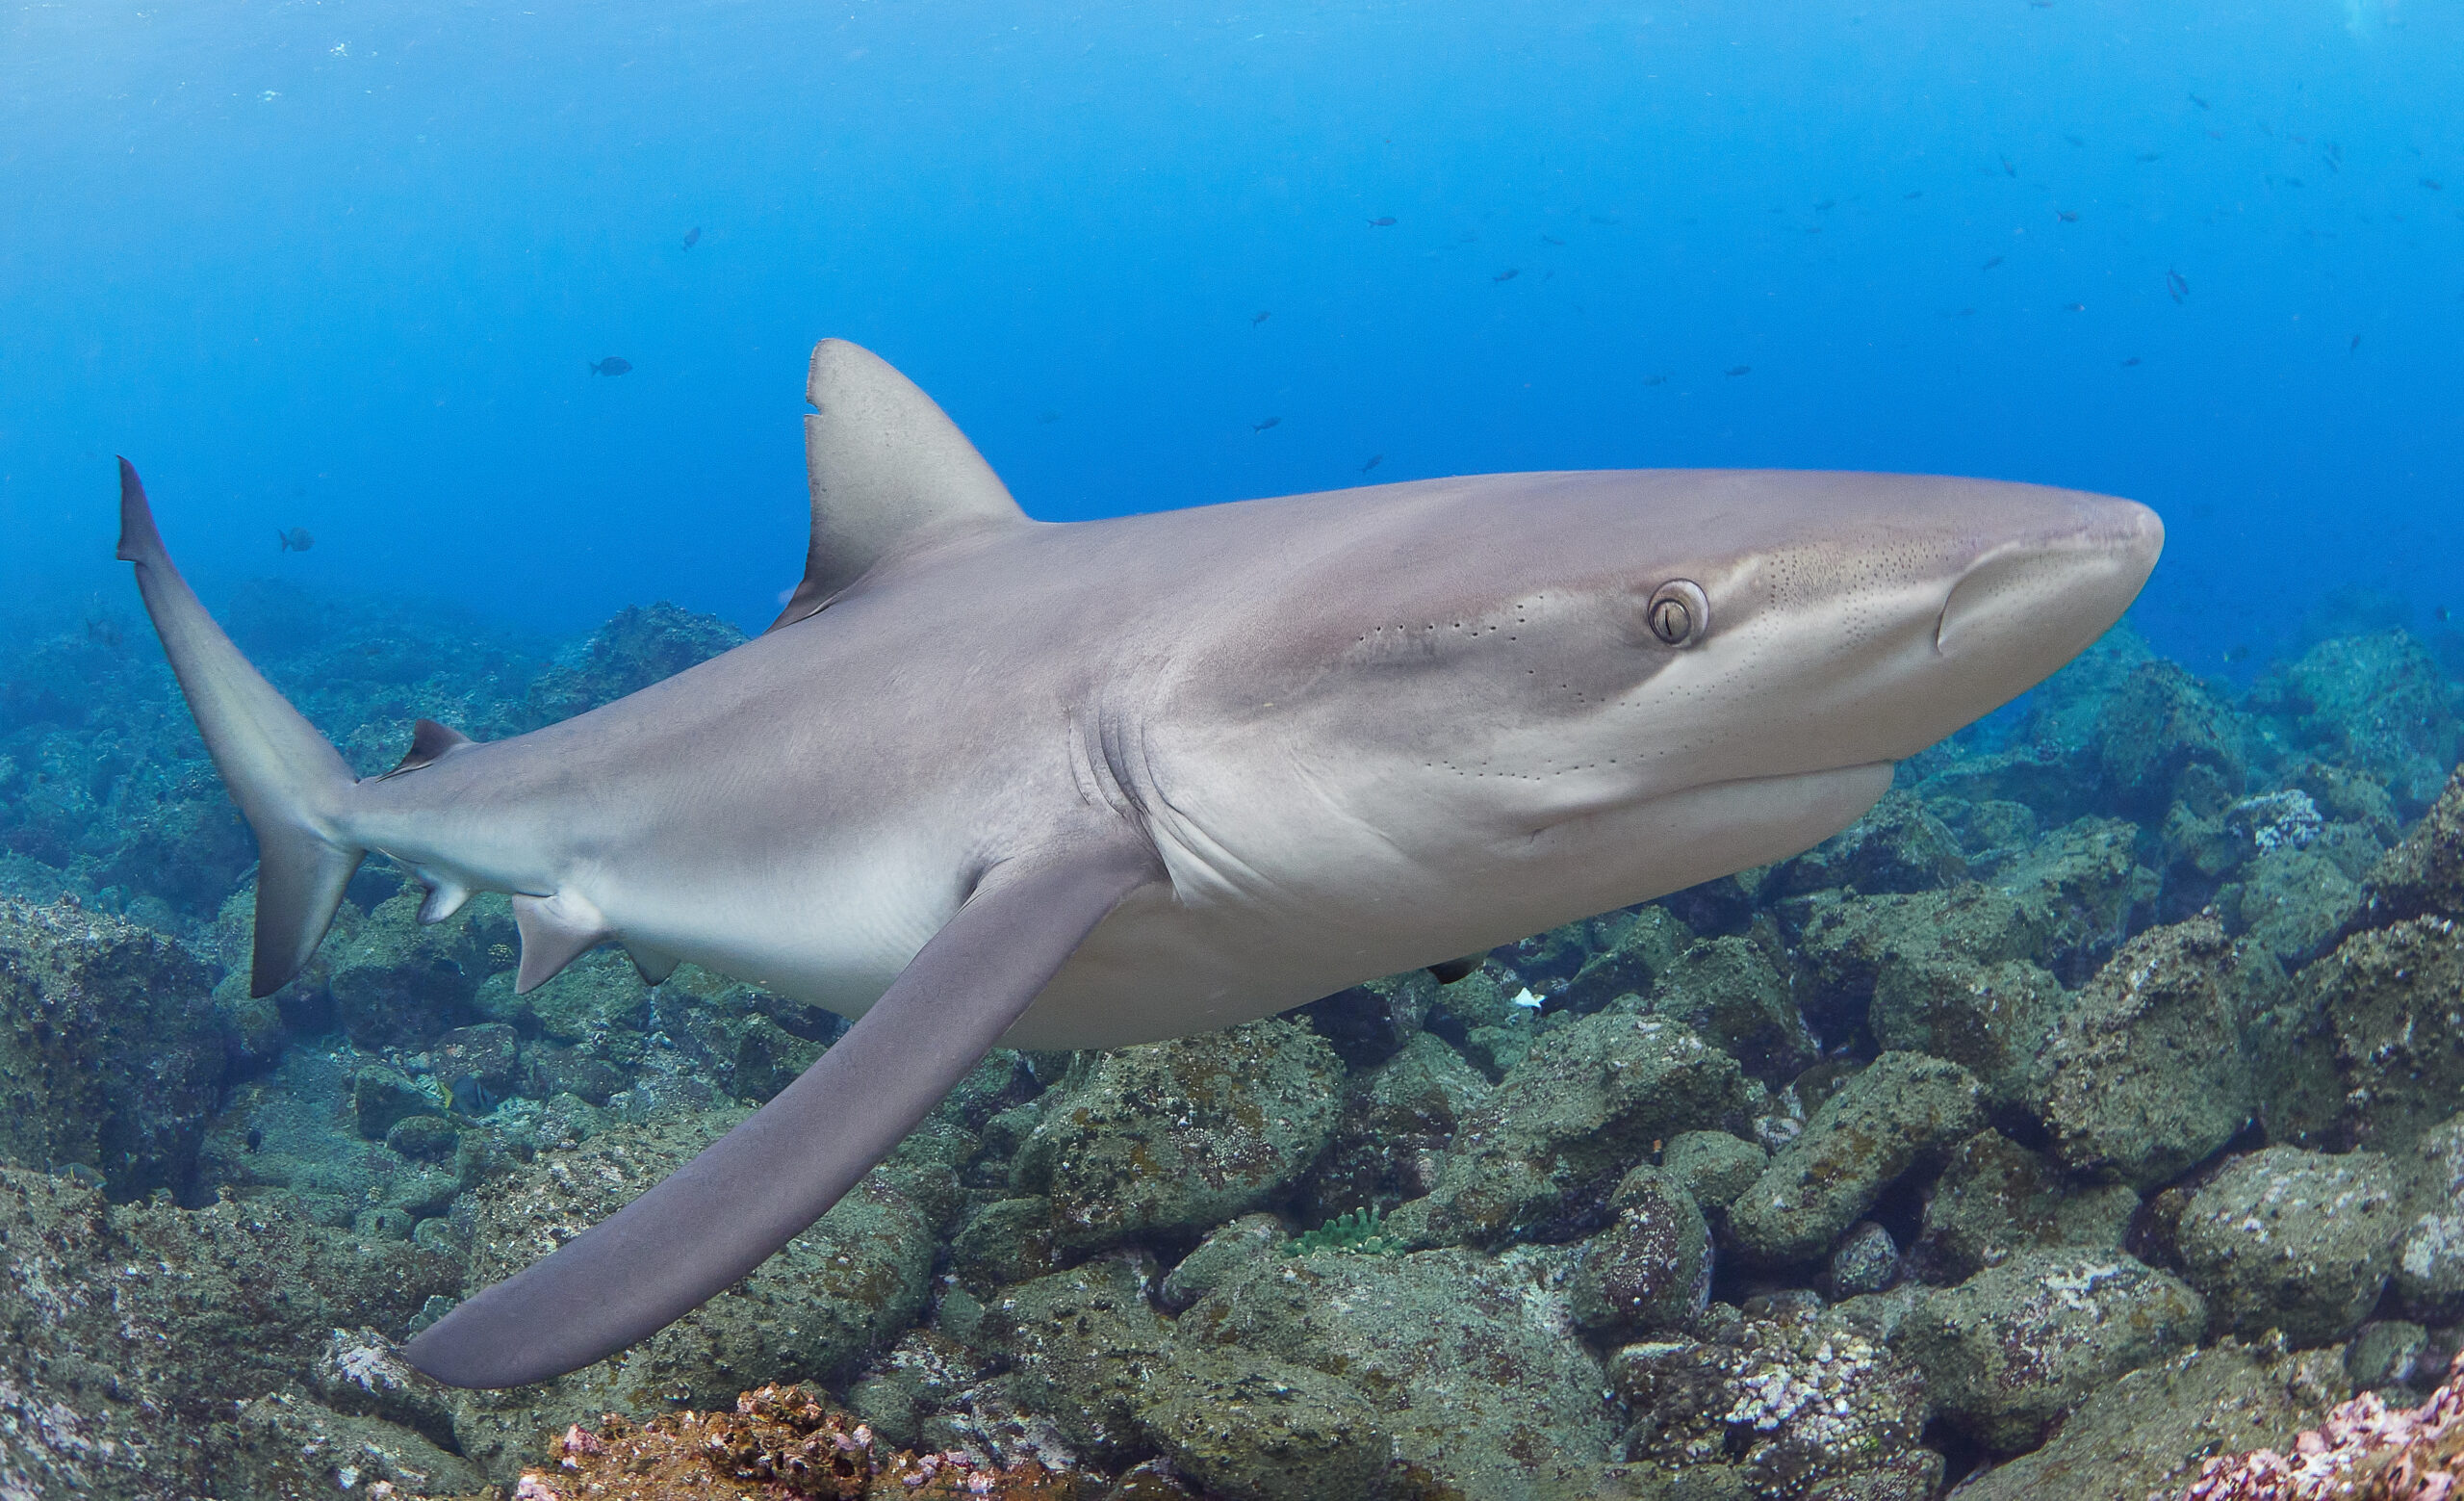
top-left (625, 943), bottom-right (680, 987)
top-left (512, 891), bottom-right (614, 993)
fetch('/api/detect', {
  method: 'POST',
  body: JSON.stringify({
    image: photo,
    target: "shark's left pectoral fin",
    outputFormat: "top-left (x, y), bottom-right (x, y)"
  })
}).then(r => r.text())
top-left (402, 837), bottom-right (1159, 1389)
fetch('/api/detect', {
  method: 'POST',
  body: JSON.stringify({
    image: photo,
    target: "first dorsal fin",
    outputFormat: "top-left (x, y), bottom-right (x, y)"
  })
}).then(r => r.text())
top-left (376, 719), bottom-right (475, 781)
top-left (764, 339), bottom-right (1026, 633)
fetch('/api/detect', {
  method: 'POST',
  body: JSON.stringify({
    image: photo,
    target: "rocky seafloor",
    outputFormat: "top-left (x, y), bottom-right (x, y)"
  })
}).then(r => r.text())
top-left (7, 582), bottom-right (2464, 1500)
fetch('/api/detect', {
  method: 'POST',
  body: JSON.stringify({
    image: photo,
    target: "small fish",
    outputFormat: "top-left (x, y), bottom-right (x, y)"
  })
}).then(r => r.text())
top-left (2136, 152), bottom-right (2161, 163)
top-left (2189, 92), bottom-right (2210, 109)
top-left (1941, 306), bottom-right (1976, 318)
top-left (1251, 416), bottom-right (1280, 434)
top-left (1037, 409), bottom-right (1061, 425)
top-left (1999, 155), bottom-right (2017, 177)
top-left (1812, 199), bottom-right (1835, 212)
top-left (2349, 334), bottom-right (2362, 356)
top-left (1642, 375), bottom-right (1669, 386)
top-left (1725, 365), bottom-right (1752, 376)
top-left (1903, 190), bottom-right (1924, 199)
top-left (245, 1126), bottom-right (264, 1152)
top-left (1540, 234), bottom-right (1566, 246)
top-left (450, 1074), bottom-right (499, 1115)
top-left (2121, 356), bottom-right (2142, 367)
top-left (1359, 453), bottom-right (1384, 474)
top-left (590, 356), bottom-right (632, 376)
top-left (1981, 255), bottom-right (2004, 271)
top-left (2064, 134), bottom-right (2086, 147)
top-left (1251, 311), bottom-right (1270, 326)
top-left (1587, 213), bottom-right (1619, 225)
top-left (1493, 268), bottom-right (1520, 282)
top-left (1368, 217), bottom-right (1397, 226)
top-left (2055, 210), bottom-right (2079, 222)
top-left (277, 527), bottom-right (315, 553)
top-left (2064, 302), bottom-right (2087, 312)
top-left (2166, 268), bottom-right (2189, 302)
top-left (2424, 179), bottom-right (2445, 191)
top-left (2223, 644), bottom-right (2251, 663)
top-left (2438, 606), bottom-right (2452, 624)
top-left (2282, 176), bottom-right (2305, 189)
top-left (682, 226), bottom-right (701, 250)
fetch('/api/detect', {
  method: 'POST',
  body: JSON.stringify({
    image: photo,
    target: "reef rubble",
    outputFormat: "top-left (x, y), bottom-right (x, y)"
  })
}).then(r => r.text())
top-left (4, 593), bottom-right (2464, 1498)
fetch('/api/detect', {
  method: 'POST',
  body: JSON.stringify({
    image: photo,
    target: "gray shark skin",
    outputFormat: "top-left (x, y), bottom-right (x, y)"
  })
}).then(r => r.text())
top-left (116, 339), bottom-right (2161, 1389)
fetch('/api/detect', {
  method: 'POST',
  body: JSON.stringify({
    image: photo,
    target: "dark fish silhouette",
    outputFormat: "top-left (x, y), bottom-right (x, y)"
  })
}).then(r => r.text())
top-left (1642, 375), bottom-right (1669, 386)
top-left (277, 527), bottom-right (314, 553)
top-left (683, 226), bottom-right (701, 250)
top-left (2189, 93), bottom-right (2210, 109)
top-left (1725, 365), bottom-right (1752, 376)
top-left (2136, 152), bottom-right (2161, 163)
top-left (590, 357), bottom-right (632, 376)
top-left (1493, 268), bottom-right (1520, 282)
top-left (1904, 191), bottom-right (1924, 199)
top-left (2121, 356), bottom-right (2143, 367)
top-left (2064, 302), bottom-right (2087, 312)
top-left (1541, 234), bottom-right (1566, 246)
top-left (2425, 179), bottom-right (2445, 191)
top-left (1999, 155), bottom-right (2017, 177)
top-left (2349, 334), bottom-right (2362, 356)
top-left (2223, 644), bottom-right (2251, 663)
top-left (2439, 606), bottom-right (2452, 624)
top-left (1587, 213), bottom-right (1619, 224)
top-left (2064, 134), bottom-right (2086, 147)
top-left (2166, 268), bottom-right (2189, 302)
top-left (1252, 311), bottom-right (1271, 326)
top-left (1981, 255), bottom-right (2004, 271)
top-left (1368, 217), bottom-right (1397, 226)
top-left (2056, 210), bottom-right (2079, 222)
top-left (450, 1074), bottom-right (499, 1114)
top-left (1251, 416), bottom-right (1280, 433)
top-left (1359, 453), bottom-right (1383, 474)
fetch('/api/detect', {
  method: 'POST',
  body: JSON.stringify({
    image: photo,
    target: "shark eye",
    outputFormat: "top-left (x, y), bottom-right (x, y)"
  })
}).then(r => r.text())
top-left (1646, 580), bottom-right (1709, 647)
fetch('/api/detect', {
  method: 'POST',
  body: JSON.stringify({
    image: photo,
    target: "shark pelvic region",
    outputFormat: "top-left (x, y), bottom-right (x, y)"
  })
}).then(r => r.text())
top-left (116, 339), bottom-right (2162, 1387)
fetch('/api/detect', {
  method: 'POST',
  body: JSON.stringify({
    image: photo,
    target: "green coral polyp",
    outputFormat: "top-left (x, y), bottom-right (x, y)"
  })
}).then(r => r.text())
top-left (1284, 1207), bottom-right (1407, 1257)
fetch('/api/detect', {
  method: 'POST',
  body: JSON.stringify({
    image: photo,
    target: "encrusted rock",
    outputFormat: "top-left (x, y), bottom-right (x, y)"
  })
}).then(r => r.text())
top-left (1613, 1304), bottom-right (1938, 1500)
top-left (1013, 1018), bottom-right (1342, 1254)
top-left (1386, 1011), bottom-right (1747, 1248)
top-left (1138, 1353), bottom-right (1391, 1501)
top-left (1898, 1249), bottom-right (2205, 1452)
top-left (2176, 1146), bottom-right (2406, 1346)
top-left (1645, 935), bottom-right (1818, 1085)
top-left (1769, 789), bottom-right (1969, 896)
top-left (976, 1254), bottom-right (1178, 1467)
top-left (2267, 915), bottom-right (2464, 1152)
top-left (1913, 1129), bottom-right (2138, 1282)
top-left (1725, 1052), bottom-right (1986, 1266)
top-left (1302, 1030), bottom-right (1490, 1219)
top-left (2034, 915), bottom-right (2259, 1188)
top-left (1181, 1247), bottom-right (1616, 1501)
top-left (1660, 1130), bottom-right (1768, 1212)
top-left (324, 888), bottom-right (489, 1049)
top-left (1566, 1165), bottom-right (1713, 1336)
top-left (1157, 1212), bottom-right (1284, 1313)
top-left (2363, 761), bottom-right (2464, 926)
top-left (1824, 1221), bottom-right (1900, 1300)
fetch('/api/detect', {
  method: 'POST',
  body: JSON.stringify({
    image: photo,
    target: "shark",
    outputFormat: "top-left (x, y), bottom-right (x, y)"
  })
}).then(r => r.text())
top-left (116, 339), bottom-right (2162, 1389)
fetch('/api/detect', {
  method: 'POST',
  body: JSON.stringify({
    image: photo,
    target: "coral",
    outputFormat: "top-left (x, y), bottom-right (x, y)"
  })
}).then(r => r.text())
top-left (2183, 1353), bottom-right (2464, 1500)
top-left (1282, 1205), bottom-right (1408, 1257)
top-left (506, 1383), bottom-right (1116, 1499)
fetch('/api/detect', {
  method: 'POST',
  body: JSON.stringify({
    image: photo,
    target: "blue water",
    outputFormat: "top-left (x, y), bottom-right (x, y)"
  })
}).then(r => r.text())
top-left (5, 0), bottom-right (2458, 671)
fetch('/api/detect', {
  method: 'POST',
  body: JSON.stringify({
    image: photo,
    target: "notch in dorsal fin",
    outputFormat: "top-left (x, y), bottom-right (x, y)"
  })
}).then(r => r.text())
top-left (764, 339), bottom-right (1026, 633)
top-left (377, 719), bottom-right (475, 781)
top-left (511, 890), bottom-right (614, 994)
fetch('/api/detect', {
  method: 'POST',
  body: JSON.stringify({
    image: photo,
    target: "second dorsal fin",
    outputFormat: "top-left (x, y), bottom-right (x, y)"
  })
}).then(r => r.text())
top-left (765, 339), bottom-right (1026, 633)
top-left (377, 719), bottom-right (475, 781)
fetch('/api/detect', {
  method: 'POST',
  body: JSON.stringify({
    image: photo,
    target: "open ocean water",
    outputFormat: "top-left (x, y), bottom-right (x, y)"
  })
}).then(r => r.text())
top-left (4, 4), bottom-right (2464, 1500)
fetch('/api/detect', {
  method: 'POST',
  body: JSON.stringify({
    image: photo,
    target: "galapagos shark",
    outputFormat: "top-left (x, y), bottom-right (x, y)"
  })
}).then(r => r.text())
top-left (116, 339), bottom-right (2161, 1388)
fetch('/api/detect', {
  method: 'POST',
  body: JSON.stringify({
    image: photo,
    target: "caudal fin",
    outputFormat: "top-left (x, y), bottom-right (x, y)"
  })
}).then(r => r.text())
top-left (116, 459), bottom-right (365, 996)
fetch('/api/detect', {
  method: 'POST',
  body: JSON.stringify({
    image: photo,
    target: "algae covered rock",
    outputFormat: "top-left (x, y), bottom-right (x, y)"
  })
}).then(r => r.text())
top-left (1768, 788), bottom-right (1968, 896)
top-left (1014, 1017), bottom-right (1342, 1254)
top-left (2252, 630), bottom-right (2460, 815)
top-left (2266, 915), bottom-right (2464, 1152)
top-left (2363, 761), bottom-right (2464, 925)
top-left (1181, 1246), bottom-right (1616, 1501)
top-left (324, 887), bottom-right (490, 1049)
top-left (2220, 845), bottom-right (2366, 969)
top-left (0, 897), bottom-right (227, 1201)
top-left (1724, 1051), bottom-right (1986, 1266)
top-left (1612, 1304), bottom-right (1937, 1500)
top-left (1304, 1028), bottom-right (1492, 1219)
top-left (1139, 1353), bottom-right (1392, 1501)
top-left (518, 601), bottom-right (748, 728)
top-left (2175, 1145), bottom-right (2405, 1346)
top-left (1913, 1129), bottom-right (2138, 1282)
top-left (1899, 1249), bottom-right (2204, 1452)
top-left (2092, 658), bottom-right (2246, 817)
top-left (1566, 1164), bottom-right (1713, 1336)
top-left (1784, 881), bottom-right (2040, 1045)
top-left (1387, 1011), bottom-right (1747, 1247)
top-left (1949, 1340), bottom-right (2348, 1501)
top-left (2034, 915), bottom-right (2257, 1188)
top-left (1645, 935), bottom-right (1818, 1085)
top-left (976, 1253), bottom-right (1179, 1466)
top-left (1660, 1130), bottom-right (1768, 1212)
top-left (1995, 815), bottom-right (2162, 983)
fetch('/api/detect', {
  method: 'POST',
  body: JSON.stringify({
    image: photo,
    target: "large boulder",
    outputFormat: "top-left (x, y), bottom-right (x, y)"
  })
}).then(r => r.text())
top-left (1012, 1017), bottom-right (1343, 1254)
top-left (1725, 1052), bottom-right (1986, 1266)
top-left (2361, 761), bottom-right (2464, 926)
top-left (2175, 1146), bottom-right (2406, 1347)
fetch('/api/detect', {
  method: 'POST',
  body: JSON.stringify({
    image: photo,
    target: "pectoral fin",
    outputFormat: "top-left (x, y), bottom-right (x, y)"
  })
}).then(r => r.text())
top-left (402, 837), bottom-right (1159, 1389)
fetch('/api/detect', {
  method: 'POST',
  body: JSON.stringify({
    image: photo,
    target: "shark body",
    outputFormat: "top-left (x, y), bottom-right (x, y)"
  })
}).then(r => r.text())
top-left (117, 340), bottom-right (2161, 1388)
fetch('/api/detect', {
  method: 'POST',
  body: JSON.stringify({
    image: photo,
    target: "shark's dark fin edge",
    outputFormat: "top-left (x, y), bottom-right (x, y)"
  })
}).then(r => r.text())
top-left (765, 340), bottom-right (1028, 634)
top-left (117, 459), bottom-right (366, 997)
top-left (403, 835), bottom-right (1161, 1388)
top-left (512, 891), bottom-right (615, 994)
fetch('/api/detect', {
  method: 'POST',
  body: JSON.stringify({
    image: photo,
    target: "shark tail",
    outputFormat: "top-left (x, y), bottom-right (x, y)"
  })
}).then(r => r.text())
top-left (116, 459), bottom-right (366, 996)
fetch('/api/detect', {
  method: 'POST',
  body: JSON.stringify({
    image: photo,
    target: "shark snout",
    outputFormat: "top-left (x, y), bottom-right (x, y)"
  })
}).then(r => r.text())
top-left (1934, 492), bottom-right (2163, 663)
